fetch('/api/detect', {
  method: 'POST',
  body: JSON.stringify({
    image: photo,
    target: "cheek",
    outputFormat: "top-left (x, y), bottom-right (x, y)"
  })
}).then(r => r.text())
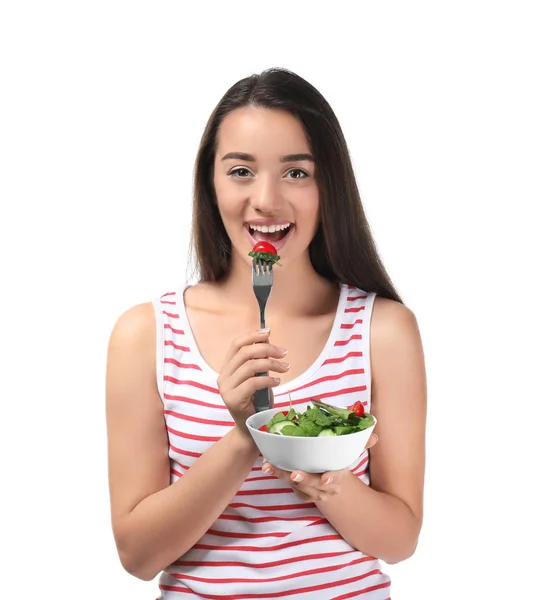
top-left (297, 189), bottom-right (320, 226)
top-left (213, 170), bottom-right (227, 205)
top-left (214, 178), bottom-right (243, 221)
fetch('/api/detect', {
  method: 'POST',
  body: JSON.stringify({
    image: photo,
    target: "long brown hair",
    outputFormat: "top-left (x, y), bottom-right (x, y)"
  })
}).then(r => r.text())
top-left (190, 68), bottom-right (403, 304)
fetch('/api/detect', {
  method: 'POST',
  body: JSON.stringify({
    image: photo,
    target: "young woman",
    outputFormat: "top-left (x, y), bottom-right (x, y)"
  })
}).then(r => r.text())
top-left (106, 68), bottom-right (427, 599)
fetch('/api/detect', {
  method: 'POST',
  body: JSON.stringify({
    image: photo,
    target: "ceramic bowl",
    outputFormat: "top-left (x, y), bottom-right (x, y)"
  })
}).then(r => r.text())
top-left (245, 406), bottom-right (377, 473)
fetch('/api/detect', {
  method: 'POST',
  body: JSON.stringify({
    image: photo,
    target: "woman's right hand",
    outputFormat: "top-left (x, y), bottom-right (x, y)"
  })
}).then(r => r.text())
top-left (217, 329), bottom-right (290, 431)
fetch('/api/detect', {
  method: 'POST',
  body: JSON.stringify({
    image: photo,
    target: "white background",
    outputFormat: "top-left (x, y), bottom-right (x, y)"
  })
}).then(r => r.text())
top-left (1, 1), bottom-right (545, 598)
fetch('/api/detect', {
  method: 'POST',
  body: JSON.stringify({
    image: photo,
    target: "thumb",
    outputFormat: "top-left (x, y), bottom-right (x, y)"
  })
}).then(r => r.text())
top-left (365, 433), bottom-right (378, 450)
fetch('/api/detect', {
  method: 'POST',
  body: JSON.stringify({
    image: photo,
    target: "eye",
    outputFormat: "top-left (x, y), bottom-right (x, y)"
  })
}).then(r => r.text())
top-left (228, 167), bottom-right (253, 178)
top-left (285, 168), bottom-right (309, 179)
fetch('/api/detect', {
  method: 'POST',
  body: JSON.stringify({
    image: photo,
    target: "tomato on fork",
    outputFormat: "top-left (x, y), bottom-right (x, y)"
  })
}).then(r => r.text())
top-left (252, 241), bottom-right (278, 255)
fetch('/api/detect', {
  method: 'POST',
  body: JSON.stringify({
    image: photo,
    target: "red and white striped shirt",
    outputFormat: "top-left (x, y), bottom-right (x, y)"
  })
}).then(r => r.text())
top-left (152, 283), bottom-right (391, 599)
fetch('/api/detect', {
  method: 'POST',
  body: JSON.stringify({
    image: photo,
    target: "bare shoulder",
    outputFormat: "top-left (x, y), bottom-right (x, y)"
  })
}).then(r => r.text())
top-left (108, 302), bottom-right (156, 352)
top-left (370, 296), bottom-right (420, 343)
top-left (107, 302), bottom-right (158, 394)
top-left (369, 295), bottom-right (426, 402)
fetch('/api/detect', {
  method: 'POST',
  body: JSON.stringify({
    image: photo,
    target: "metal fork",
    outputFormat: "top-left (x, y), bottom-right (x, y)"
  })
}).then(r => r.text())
top-left (251, 258), bottom-right (274, 412)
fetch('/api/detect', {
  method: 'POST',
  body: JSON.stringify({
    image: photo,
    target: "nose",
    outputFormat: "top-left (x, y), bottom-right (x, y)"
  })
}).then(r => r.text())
top-left (249, 174), bottom-right (282, 214)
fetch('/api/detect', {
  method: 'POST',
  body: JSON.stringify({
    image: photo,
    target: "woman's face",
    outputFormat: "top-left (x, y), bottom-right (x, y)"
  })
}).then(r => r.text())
top-left (213, 106), bottom-right (320, 268)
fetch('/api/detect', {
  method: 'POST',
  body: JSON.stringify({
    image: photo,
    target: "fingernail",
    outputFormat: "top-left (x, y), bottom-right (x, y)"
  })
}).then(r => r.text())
top-left (325, 477), bottom-right (333, 484)
top-left (291, 473), bottom-right (303, 482)
top-left (278, 348), bottom-right (288, 355)
top-left (280, 362), bottom-right (290, 369)
top-left (259, 328), bottom-right (270, 333)
top-left (262, 466), bottom-right (273, 475)
top-left (272, 377), bottom-right (281, 384)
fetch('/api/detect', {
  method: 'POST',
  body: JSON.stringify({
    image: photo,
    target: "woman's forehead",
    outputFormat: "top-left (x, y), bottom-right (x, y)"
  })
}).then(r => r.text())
top-left (216, 106), bottom-right (311, 159)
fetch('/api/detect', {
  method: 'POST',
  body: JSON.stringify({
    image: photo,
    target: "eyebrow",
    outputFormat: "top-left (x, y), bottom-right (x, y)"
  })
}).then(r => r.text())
top-left (221, 152), bottom-right (314, 162)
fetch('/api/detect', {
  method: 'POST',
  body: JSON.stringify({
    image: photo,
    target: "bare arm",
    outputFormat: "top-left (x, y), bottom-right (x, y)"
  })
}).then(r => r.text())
top-left (106, 303), bottom-right (259, 581)
top-left (314, 298), bottom-right (427, 562)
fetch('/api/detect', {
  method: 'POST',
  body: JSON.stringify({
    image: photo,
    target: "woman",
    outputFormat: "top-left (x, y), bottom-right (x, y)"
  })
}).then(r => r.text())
top-left (106, 68), bottom-right (427, 599)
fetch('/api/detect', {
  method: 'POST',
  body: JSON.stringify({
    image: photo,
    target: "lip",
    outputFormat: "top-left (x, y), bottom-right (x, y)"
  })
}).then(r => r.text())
top-left (245, 223), bottom-right (294, 252)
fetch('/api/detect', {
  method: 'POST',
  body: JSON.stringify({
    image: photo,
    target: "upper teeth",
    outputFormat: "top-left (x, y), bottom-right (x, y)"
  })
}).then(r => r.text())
top-left (249, 223), bottom-right (291, 233)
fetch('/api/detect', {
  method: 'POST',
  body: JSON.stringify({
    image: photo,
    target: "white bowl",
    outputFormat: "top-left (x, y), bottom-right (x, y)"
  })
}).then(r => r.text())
top-left (245, 406), bottom-right (377, 473)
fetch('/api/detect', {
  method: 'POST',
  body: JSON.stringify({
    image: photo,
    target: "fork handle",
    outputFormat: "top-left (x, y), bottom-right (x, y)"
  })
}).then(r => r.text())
top-left (254, 306), bottom-right (272, 412)
top-left (254, 387), bottom-right (272, 412)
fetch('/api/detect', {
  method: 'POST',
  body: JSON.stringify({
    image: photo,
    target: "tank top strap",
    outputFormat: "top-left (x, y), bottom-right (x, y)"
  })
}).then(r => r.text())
top-left (341, 285), bottom-right (377, 411)
top-left (152, 286), bottom-right (191, 405)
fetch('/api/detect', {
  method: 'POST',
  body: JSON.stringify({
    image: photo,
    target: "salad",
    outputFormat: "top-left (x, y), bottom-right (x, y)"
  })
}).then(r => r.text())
top-left (258, 400), bottom-right (374, 437)
top-left (249, 241), bottom-right (281, 265)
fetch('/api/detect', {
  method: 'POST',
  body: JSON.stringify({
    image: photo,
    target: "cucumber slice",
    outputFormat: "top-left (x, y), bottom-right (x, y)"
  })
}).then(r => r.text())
top-left (268, 420), bottom-right (296, 434)
top-left (317, 428), bottom-right (336, 437)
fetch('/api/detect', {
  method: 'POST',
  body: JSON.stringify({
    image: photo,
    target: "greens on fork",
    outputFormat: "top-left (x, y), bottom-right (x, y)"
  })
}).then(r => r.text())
top-left (249, 241), bottom-right (281, 265)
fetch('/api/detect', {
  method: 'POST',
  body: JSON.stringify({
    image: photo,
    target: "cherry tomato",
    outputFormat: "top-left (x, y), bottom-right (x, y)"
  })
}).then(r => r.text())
top-left (348, 401), bottom-right (365, 417)
top-left (259, 424), bottom-right (268, 432)
top-left (252, 241), bottom-right (277, 255)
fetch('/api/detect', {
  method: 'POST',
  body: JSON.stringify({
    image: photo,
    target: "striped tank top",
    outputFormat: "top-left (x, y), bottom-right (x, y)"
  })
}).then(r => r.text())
top-left (152, 283), bottom-right (391, 599)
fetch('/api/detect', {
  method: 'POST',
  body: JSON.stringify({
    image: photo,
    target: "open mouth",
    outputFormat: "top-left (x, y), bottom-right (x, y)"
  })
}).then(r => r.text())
top-left (246, 223), bottom-right (293, 245)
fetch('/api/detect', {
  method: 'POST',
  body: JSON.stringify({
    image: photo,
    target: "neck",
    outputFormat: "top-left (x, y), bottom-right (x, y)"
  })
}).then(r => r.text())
top-left (214, 251), bottom-right (339, 318)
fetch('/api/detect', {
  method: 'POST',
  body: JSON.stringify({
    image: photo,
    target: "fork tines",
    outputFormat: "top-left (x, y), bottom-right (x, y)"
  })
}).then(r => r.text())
top-left (252, 258), bottom-right (273, 278)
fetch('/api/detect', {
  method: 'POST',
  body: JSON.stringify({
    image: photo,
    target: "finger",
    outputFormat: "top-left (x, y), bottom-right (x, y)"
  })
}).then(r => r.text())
top-left (320, 470), bottom-right (346, 486)
top-left (262, 464), bottom-right (336, 501)
top-left (262, 465), bottom-right (314, 496)
top-left (290, 471), bottom-right (341, 494)
top-left (222, 376), bottom-right (280, 411)
top-left (261, 462), bottom-right (278, 477)
top-left (263, 464), bottom-right (343, 490)
top-left (237, 375), bottom-right (282, 399)
top-left (223, 329), bottom-right (283, 362)
top-left (218, 343), bottom-right (283, 388)
top-left (291, 476), bottom-right (337, 502)
top-left (224, 342), bottom-right (288, 378)
top-left (262, 463), bottom-right (303, 488)
top-left (230, 342), bottom-right (288, 373)
top-left (229, 358), bottom-right (290, 389)
top-left (262, 462), bottom-right (290, 480)
top-left (290, 471), bottom-right (338, 495)
top-left (293, 488), bottom-right (312, 501)
top-left (223, 329), bottom-right (272, 364)
top-left (365, 433), bottom-right (379, 450)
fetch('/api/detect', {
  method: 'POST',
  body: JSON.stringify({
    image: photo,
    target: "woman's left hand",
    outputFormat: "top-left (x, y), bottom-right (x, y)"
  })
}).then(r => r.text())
top-left (262, 462), bottom-right (346, 501)
top-left (262, 433), bottom-right (378, 502)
